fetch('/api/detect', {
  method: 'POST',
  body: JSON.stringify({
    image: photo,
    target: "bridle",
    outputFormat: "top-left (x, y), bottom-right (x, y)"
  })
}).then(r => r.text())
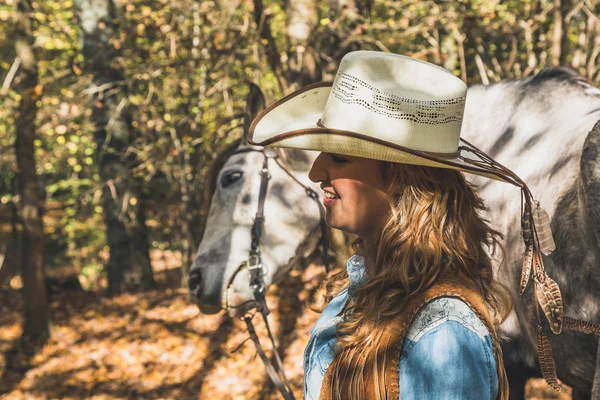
top-left (228, 146), bottom-right (332, 400)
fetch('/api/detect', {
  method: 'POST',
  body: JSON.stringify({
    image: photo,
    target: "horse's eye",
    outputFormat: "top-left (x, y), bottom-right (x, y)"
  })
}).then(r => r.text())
top-left (221, 170), bottom-right (243, 188)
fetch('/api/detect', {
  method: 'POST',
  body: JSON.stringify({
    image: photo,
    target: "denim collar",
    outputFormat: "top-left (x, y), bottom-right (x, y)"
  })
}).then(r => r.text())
top-left (346, 254), bottom-right (365, 298)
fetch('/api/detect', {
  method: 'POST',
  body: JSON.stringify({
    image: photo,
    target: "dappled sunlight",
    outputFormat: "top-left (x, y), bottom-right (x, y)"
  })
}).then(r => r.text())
top-left (0, 262), bottom-right (326, 399)
top-left (0, 261), bottom-right (571, 399)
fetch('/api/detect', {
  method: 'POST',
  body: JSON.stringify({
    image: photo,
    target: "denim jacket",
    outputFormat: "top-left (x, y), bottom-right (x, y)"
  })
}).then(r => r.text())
top-left (304, 255), bottom-right (499, 400)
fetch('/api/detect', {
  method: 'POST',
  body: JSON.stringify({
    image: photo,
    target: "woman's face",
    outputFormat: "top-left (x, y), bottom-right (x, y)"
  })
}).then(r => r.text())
top-left (309, 152), bottom-right (391, 240)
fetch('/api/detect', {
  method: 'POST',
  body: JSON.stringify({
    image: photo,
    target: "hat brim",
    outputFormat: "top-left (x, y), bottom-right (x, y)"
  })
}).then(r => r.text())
top-left (248, 82), bottom-right (513, 184)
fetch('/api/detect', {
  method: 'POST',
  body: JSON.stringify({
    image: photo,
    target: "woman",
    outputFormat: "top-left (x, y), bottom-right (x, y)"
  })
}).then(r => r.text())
top-left (303, 157), bottom-right (510, 400)
top-left (248, 51), bottom-right (552, 400)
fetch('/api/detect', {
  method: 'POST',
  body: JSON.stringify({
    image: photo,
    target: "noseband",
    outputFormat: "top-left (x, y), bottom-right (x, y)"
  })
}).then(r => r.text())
top-left (228, 146), bottom-right (331, 400)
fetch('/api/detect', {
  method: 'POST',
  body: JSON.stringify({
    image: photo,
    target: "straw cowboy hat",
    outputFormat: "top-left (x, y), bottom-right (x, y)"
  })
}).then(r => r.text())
top-left (247, 50), bottom-right (569, 386)
top-left (248, 50), bottom-right (517, 183)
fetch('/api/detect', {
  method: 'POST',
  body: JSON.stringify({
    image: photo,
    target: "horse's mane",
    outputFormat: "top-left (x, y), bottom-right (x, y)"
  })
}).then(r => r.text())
top-left (525, 67), bottom-right (595, 89)
top-left (197, 138), bottom-right (243, 243)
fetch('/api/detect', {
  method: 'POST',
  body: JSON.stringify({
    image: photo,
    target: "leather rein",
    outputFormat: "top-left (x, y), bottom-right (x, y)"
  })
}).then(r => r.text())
top-left (228, 146), bottom-right (331, 400)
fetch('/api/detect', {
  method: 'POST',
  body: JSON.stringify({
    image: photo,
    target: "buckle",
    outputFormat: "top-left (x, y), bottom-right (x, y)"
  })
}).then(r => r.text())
top-left (305, 188), bottom-right (318, 199)
top-left (260, 168), bottom-right (271, 179)
top-left (247, 254), bottom-right (263, 270)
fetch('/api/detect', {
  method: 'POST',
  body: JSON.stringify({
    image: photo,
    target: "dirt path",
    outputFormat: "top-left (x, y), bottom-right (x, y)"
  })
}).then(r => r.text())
top-left (0, 260), bottom-right (571, 399)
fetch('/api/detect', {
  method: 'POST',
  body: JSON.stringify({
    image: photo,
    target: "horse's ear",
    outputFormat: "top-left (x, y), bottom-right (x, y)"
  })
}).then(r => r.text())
top-left (243, 83), bottom-right (266, 144)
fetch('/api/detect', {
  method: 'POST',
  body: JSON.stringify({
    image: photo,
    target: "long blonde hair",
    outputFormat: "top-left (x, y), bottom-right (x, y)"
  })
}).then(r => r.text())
top-left (312, 161), bottom-right (512, 394)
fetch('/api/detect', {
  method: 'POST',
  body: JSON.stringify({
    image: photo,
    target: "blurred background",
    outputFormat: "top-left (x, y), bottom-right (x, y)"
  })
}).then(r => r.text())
top-left (1, 0), bottom-right (596, 398)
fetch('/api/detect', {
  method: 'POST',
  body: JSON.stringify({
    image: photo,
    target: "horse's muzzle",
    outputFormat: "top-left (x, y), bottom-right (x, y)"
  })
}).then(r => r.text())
top-left (188, 270), bottom-right (222, 314)
top-left (188, 271), bottom-right (202, 297)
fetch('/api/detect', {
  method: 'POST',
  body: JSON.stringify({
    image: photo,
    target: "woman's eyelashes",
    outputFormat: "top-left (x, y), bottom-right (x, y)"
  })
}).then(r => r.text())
top-left (330, 153), bottom-right (349, 164)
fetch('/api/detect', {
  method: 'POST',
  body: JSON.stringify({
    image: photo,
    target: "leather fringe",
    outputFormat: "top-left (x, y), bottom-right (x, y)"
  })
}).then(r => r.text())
top-left (457, 137), bottom-right (600, 393)
top-left (319, 283), bottom-right (507, 400)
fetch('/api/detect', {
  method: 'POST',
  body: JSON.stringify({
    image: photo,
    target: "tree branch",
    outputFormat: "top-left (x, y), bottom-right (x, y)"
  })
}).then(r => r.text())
top-left (1, 58), bottom-right (21, 95)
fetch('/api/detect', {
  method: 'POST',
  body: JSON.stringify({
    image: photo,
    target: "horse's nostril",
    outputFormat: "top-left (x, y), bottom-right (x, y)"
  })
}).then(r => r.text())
top-left (188, 271), bottom-right (202, 297)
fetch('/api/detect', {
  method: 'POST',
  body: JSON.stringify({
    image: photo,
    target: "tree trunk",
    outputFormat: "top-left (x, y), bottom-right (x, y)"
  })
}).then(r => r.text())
top-left (13, 0), bottom-right (50, 340)
top-left (286, 0), bottom-right (320, 87)
top-left (76, 0), bottom-right (155, 292)
top-left (532, 0), bottom-right (544, 72)
top-left (559, 0), bottom-right (571, 66)
top-left (551, 0), bottom-right (569, 66)
top-left (170, 129), bottom-right (194, 288)
top-left (0, 179), bottom-right (21, 287)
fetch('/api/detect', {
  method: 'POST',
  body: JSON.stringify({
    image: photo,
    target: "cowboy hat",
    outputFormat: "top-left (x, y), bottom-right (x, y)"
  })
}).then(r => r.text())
top-left (248, 50), bottom-right (516, 183)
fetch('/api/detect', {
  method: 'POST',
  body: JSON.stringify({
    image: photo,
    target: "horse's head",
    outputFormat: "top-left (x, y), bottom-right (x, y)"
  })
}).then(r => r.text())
top-left (188, 84), bottom-right (323, 317)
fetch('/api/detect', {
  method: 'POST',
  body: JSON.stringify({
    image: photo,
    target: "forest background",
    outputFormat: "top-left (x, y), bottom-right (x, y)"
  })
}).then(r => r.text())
top-left (0, 0), bottom-right (597, 398)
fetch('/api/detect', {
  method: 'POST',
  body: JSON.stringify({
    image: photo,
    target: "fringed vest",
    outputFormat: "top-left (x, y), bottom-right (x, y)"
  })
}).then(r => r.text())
top-left (319, 282), bottom-right (509, 400)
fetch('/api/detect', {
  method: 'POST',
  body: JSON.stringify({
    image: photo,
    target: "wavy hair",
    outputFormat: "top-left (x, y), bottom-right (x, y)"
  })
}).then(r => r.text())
top-left (311, 161), bottom-right (512, 398)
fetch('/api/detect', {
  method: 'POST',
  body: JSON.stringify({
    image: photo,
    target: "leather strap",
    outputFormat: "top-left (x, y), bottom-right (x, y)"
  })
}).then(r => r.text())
top-left (245, 151), bottom-right (296, 399)
top-left (244, 314), bottom-right (295, 400)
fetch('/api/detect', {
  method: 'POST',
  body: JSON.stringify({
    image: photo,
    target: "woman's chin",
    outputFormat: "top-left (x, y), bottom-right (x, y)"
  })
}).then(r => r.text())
top-left (324, 216), bottom-right (339, 230)
top-left (324, 218), bottom-right (353, 235)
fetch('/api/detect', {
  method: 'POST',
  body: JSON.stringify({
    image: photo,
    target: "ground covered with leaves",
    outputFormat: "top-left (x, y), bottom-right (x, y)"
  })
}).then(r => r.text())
top-left (0, 256), bottom-right (571, 399)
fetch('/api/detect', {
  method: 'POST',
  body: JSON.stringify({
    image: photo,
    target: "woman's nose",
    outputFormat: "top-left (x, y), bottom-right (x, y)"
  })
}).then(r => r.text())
top-left (308, 152), bottom-right (328, 183)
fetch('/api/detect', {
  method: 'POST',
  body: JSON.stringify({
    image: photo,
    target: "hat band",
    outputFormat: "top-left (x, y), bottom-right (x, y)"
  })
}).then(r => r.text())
top-left (315, 119), bottom-right (460, 160)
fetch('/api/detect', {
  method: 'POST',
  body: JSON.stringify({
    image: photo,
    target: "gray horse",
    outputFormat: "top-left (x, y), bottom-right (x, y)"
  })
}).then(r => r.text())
top-left (187, 85), bottom-right (324, 317)
top-left (461, 68), bottom-right (600, 399)
top-left (190, 70), bottom-right (600, 399)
